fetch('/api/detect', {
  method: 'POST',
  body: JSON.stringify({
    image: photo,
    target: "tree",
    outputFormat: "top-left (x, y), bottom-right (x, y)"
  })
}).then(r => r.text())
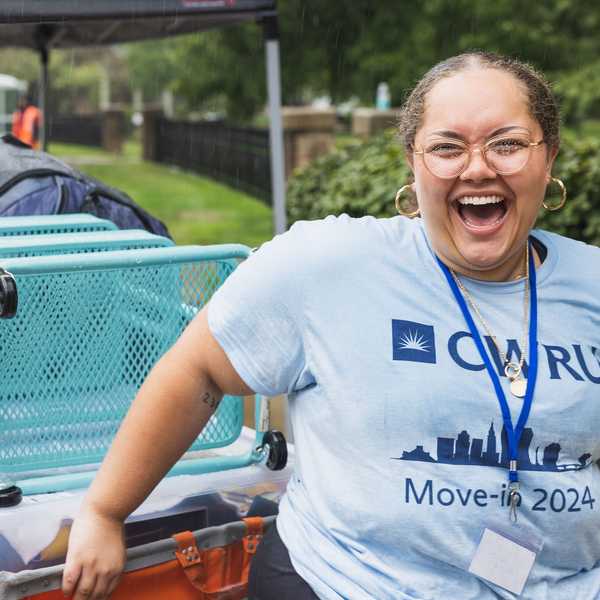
top-left (123, 0), bottom-right (600, 123)
top-left (126, 39), bottom-right (179, 103)
top-left (0, 48), bottom-right (39, 84)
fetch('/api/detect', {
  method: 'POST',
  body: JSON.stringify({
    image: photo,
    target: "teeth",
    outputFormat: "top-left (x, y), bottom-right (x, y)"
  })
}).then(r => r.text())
top-left (457, 195), bottom-right (504, 206)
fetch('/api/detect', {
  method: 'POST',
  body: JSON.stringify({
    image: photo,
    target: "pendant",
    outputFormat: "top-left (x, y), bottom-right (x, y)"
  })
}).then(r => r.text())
top-left (504, 362), bottom-right (521, 380)
top-left (510, 377), bottom-right (527, 398)
top-left (505, 362), bottom-right (527, 398)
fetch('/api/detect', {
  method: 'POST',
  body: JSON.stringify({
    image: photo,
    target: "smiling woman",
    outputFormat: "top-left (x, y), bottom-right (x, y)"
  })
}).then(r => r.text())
top-left (400, 55), bottom-right (559, 282)
top-left (64, 52), bottom-right (600, 600)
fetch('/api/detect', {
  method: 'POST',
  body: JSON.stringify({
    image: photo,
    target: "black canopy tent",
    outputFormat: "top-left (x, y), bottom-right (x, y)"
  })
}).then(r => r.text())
top-left (0, 0), bottom-right (287, 233)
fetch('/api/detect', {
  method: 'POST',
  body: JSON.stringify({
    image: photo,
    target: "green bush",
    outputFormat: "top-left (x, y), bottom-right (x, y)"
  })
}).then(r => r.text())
top-left (553, 62), bottom-right (600, 126)
top-left (287, 133), bottom-right (410, 223)
top-left (538, 138), bottom-right (600, 246)
top-left (287, 131), bottom-right (600, 247)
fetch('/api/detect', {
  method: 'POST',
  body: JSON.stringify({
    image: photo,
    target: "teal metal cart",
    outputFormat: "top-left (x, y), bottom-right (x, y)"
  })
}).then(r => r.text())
top-left (0, 245), bottom-right (285, 497)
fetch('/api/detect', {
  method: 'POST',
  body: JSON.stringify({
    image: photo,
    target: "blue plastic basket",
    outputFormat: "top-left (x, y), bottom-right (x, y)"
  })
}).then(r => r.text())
top-left (0, 245), bottom-right (264, 494)
top-left (0, 230), bottom-right (173, 258)
top-left (0, 214), bottom-right (117, 236)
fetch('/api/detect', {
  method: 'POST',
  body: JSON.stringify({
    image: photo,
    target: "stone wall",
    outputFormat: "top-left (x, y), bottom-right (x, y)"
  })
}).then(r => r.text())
top-left (282, 107), bottom-right (337, 177)
top-left (351, 107), bottom-right (399, 138)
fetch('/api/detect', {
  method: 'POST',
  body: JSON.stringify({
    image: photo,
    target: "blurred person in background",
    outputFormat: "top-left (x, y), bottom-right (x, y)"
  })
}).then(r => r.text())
top-left (11, 91), bottom-right (41, 150)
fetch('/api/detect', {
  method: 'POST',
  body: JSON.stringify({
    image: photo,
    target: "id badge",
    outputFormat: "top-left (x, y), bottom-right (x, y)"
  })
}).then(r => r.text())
top-left (468, 524), bottom-right (543, 595)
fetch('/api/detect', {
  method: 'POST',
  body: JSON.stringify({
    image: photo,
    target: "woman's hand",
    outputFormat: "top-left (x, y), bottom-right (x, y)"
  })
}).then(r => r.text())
top-left (61, 506), bottom-right (126, 600)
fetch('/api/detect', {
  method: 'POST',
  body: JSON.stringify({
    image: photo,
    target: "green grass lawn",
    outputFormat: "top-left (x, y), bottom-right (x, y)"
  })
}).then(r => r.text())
top-left (48, 142), bottom-right (274, 248)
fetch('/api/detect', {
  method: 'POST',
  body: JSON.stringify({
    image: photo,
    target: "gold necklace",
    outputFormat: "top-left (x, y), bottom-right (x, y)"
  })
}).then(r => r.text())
top-left (450, 245), bottom-right (529, 398)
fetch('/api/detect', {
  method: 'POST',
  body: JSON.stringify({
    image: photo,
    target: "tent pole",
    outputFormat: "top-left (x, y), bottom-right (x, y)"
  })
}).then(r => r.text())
top-left (262, 15), bottom-right (292, 442)
top-left (39, 45), bottom-right (49, 151)
top-left (263, 16), bottom-right (286, 235)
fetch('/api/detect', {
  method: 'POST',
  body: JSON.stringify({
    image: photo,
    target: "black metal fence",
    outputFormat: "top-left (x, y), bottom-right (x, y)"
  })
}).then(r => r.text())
top-left (47, 113), bottom-right (103, 147)
top-left (154, 118), bottom-right (271, 204)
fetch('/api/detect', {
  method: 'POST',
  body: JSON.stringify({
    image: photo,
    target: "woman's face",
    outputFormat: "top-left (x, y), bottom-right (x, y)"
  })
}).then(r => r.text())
top-left (409, 68), bottom-right (557, 280)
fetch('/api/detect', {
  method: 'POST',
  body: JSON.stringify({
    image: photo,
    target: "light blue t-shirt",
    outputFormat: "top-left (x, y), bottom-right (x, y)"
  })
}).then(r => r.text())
top-left (208, 215), bottom-right (600, 600)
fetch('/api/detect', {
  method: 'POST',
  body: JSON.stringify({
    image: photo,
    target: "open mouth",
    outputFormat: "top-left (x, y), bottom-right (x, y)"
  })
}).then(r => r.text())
top-left (454, 195), bottom-right (508, 229)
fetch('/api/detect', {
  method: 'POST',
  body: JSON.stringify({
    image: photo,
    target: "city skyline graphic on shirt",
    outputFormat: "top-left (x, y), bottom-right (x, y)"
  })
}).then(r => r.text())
top-left (393, 422), bottom-right (593, 472)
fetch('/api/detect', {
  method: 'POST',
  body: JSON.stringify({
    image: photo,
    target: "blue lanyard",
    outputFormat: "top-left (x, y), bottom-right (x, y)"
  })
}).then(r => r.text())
top-left (435, 244), bottom-right (539, 491)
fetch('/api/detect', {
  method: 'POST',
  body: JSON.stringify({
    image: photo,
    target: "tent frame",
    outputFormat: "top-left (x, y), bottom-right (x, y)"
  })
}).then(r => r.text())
top-left (0, 2), bottom-right (286, 232)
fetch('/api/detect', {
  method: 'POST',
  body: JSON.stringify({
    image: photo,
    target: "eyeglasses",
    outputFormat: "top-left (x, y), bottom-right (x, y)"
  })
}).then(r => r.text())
top-left (413, 133), bottom-right (545, 179)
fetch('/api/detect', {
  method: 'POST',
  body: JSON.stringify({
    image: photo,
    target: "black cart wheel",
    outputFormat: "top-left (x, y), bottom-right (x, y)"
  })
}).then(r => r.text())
top-left (0, 485), bottom-right (22, 507)
top-left (0, 270), bottom-right (17, 318)
top-left (262, 430), bottom-right (287, 471)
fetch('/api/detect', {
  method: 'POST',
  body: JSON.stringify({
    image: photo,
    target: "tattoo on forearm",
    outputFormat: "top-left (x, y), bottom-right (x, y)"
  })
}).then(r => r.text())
top-left (201, 392), bottom-right (221, 410)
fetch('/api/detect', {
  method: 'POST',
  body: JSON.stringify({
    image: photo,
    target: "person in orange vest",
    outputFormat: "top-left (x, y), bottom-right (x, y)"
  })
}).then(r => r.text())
top-left (11, 93), bottom-right (42, 150)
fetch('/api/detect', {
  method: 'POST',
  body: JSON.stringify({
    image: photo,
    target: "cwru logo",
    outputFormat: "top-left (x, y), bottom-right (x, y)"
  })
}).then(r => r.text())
top-left (392, 319), bottom-right (436, 364)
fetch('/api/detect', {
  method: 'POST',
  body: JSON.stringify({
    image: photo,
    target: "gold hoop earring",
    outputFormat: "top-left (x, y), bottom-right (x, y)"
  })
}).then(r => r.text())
top-left (543, 177), bottom-right (567, 211)
top-left (395, 184), bottom-right (420, 218)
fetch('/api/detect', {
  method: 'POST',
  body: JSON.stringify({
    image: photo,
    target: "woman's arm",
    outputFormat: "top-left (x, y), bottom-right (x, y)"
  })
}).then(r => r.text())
top-left (62, 308), bottom-right (253, 600)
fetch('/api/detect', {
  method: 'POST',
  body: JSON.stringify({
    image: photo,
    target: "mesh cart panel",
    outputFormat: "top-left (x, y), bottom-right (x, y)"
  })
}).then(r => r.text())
top-left (0, 245), bottom-right (249, 475)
